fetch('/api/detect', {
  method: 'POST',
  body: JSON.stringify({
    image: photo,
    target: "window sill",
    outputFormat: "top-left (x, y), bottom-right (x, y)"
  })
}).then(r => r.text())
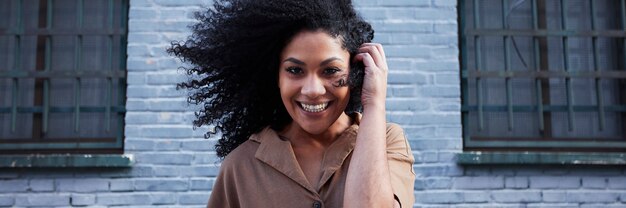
top-left (0, 154), bottom-right (134, 168)
top-left (456, 151), bottom-right (626, 165)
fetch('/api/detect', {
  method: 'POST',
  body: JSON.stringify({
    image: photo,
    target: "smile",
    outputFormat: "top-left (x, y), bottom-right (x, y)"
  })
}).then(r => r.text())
top-left (299, 102), bottom-right (330, 113)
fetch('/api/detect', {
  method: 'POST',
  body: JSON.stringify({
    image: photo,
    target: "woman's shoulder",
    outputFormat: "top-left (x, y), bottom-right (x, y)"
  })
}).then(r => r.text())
top-left (219, 133), bottom-right (264, 170)
top-left (384, 122), bottom-right (412, 158)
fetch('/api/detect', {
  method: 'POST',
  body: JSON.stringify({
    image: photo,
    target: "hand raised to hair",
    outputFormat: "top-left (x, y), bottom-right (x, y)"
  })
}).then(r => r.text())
top-left (354, 43), bottom-right (388, 109)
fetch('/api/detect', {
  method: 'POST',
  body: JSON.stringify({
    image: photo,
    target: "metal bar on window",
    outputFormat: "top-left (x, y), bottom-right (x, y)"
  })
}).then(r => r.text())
top-left (117, 0), bottom-right (128, 147)
top-left (462, 69), bottom-right (626, 78)
top-left (560, 0), bottom-right (574, 131)
top-left (473, 0), bottom-right (484, 131)
top-left (589, 0), bottom-right (605, 131)
top-left (502, 0), bottom-right (514, 131)
top-left (73, 0), bottom-right (84, 133)
top-left (42, 0), bottom-right (53, 134)
top-left (10, 0), bottom-right (24, 133)
top-left (461, 104), bottom-right (626, 112)
top-left (105, 0), bottom-right (114, 132)
top-left (0, 70), bottom-right (127, 78)
top-left (465, 29), bottom-right (626, 37)
top-left (532, 0), bottom-right (545, 132)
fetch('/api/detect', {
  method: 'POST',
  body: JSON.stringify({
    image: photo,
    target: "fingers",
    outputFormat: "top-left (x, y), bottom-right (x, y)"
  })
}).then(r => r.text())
top-left (358, 43), bottom-right (387, 70)
top-left (355, 52), bottom-right (376, 69)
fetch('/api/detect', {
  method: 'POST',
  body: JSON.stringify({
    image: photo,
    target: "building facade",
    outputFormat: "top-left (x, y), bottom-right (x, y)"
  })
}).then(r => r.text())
top-left (1, 0), bottom-right (625, 207)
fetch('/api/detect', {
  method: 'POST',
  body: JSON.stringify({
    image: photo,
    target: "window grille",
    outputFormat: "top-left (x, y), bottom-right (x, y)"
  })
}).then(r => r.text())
top-left (460, 0), bottom-right (626, 151)
top-left (0, 0), bottom-right (128, 154)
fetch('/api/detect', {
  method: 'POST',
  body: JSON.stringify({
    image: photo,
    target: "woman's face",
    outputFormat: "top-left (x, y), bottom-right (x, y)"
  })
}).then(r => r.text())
top-left (278, 30), bottom-right (351, 135)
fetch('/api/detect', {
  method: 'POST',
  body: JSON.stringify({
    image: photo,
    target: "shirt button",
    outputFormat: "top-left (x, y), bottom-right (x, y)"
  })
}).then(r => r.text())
top-left (312, 201), bottom-right (322, 208)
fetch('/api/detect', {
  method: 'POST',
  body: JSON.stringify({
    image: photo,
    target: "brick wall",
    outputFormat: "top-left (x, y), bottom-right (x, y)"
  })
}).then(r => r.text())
top-left (0, 0), bottom-right (624, 207)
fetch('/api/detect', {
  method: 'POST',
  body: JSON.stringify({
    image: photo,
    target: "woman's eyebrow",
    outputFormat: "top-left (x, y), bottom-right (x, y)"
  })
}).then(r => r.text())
top-left (283, 57), bottom-right (305, 65)
top-left (320, 57), bottom-right (342, 66)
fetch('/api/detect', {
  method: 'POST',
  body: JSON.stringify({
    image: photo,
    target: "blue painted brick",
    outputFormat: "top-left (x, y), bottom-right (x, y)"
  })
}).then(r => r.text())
top-left (110, 179), bottom-right (134, 192)
top-left (29, 179), bottom-right (54, 192)
top-left (71, 194), bottom-right (95, 206)
top-left (388, 71), bottom-right (428, 84)
top-left (529, 176), bottom-right (580, 189)
top-left (153, 166), bottom-right (182, 177)
top-left (387, 8), bottom-right (415, 19)
top-left (0, 196), bottom-right (13, 206)
top-left (150, 193), bottom-right (177, 205)
top-left (527, 204), bottom-right (579, 208)
top-left (129, 8), bottom-right (158, 20)
top-left (128, 20), bottom-right (162, 33)
top-left (387, 98), bottom-right (430, 111)
top-left (0, 180), bottom-right (27, 193)
top-left (413, 164), bottom-right (463, 177)
top-left (127, 58), bottom-right (158, 71)
top-left (422, 177), bottom-right (453, 189)
top-left (192, 166), bottom-right (220, 177)
top-left (147, 72), bottom-right (186, 85)
top-left (15, 194), bottom-right (70, 206)
top-left (134, 179), bottom-right (188, 191)
top-left (422, 151), bottom-right (438, 163)
top-left (378, 22), bottom-right (432, 33)
top-left (125, 139), bottom-right (155, 151)
top-left (56, 179), bottom-right (108, 193)
top-left (414, 191), bottom-right (463, 204)
top-left (414, 61), bottom-right (459, 71)
top-left (492, 191), bottom-right (541, 203)
top-left (403, 126), bottom-right (436, 139)
top-left (154, 0), bottom-right (206, 7)
top-left (136, 153), bottom-right (193, 165)
top-left (141, 126), bottom-right (194, 138)
top-left (190, 179), bottom-right (213, 190)
top-left (608, 177), bottom-right (626, 189)
top-left (583, 177), bottom-right (607, 189)
top-left (359, 8), bottom-right (388, 20)
top-left (433, 0), bottom-right (456, 7)
top-left (179, 193), bottom-right (210, 205)
top-left (462, 191), bottom-right (489, 203)
top-left (453, 176), bottom-right (504, 189)
top-left (182, 140), bottom-right (214, 151)
top-left (505, 177), bottom-right (528, 189)
top-left (389, 86), bottom-right (417, 97)
top-left (193, 153), bottom-right (220, 164)
top-left (420, 86), bottom-right (460, 98)
top-left (154, 140), bottom-right (182, 151)
top-left (385, 45), bottom-right (430, 58)
top-left (414, 8), bottom-right (456, 20)
top-left (379, 0), bottom-right (430, 7)
top-left (434, 23), bottom-right (458, 34)
top-left (97, 194), bottom-right (151, 206)
top-left (128, 34), bottom-right (161, 44)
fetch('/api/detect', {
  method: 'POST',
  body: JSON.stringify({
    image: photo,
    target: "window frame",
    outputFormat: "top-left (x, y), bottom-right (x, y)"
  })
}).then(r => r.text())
top-left (0, 0), bottom-right (129, 155)
top-left (458, 0), bottom-right (626, 156)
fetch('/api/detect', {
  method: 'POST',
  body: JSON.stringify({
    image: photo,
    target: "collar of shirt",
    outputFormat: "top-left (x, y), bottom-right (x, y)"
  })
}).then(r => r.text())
top-left (249, 112), bottom-right (362, 194)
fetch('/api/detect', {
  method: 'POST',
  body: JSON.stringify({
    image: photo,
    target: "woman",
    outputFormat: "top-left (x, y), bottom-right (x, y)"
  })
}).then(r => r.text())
top-left (168, 0), bottom-right (415, 207)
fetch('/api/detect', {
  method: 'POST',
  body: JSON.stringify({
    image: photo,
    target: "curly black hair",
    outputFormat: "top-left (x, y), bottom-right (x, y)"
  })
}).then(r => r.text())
top-left (168, 0), bottom-right (374, 158)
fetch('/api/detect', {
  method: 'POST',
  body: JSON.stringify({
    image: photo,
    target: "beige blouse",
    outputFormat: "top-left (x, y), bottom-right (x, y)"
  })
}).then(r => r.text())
top-left (207, 114), bottom-right (415, 208)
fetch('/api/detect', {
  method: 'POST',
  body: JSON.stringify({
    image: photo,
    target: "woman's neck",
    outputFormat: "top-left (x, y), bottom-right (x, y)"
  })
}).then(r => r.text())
top-left (280, 112), bottom-right (353, 148)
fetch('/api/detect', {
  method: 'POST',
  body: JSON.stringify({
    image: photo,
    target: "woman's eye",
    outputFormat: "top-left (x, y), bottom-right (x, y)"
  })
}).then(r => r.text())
top-left (323, 67), bottom-right (340, 75)
top-left (286, 66), bottom-right (303, 75)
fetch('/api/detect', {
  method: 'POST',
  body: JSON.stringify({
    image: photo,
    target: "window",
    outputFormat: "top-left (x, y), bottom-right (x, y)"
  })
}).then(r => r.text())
top-left (460, 0), bottom-right (626, 153)
top-left (0, 0), bottom-right (128, 155)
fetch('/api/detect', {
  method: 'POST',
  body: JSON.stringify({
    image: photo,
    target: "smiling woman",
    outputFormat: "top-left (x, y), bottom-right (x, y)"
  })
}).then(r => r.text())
top-left (168, 0), bottom-right (415, 207)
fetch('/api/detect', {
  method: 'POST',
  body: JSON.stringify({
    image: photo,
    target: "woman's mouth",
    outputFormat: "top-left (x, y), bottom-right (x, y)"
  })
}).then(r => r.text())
top-left (299, 102), bottom-right (330, 113)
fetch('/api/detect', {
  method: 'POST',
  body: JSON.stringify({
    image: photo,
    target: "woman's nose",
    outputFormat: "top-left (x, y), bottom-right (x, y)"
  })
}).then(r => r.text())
top-left (301, 76), bottom-right (326, 98)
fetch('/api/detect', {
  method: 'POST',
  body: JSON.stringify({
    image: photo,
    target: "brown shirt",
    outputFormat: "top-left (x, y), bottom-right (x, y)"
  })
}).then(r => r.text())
top-left (207, 115), bottom-right (415, 208)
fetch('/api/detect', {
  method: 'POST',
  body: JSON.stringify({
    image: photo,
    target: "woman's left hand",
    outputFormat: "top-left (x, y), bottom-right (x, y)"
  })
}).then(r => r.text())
top-left (355, 43), bottom-right (388, 109)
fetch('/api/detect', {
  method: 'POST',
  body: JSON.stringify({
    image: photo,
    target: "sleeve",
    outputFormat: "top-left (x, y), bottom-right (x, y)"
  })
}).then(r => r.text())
top-left (207, 157), bottom-right (240, 208)
top-left (386, 123), bottom-right (416, 208)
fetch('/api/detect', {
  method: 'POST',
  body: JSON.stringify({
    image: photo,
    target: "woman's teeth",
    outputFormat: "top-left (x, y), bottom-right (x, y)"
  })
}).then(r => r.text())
top-left (300, 102), bottom-right (329, 113)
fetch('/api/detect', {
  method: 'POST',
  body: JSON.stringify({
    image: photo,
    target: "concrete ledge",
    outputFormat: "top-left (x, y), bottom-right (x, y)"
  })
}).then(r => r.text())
top-left (456, 152), bottom-right (626, 165)
top-left (0, 154), bottom-right (134, 168)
